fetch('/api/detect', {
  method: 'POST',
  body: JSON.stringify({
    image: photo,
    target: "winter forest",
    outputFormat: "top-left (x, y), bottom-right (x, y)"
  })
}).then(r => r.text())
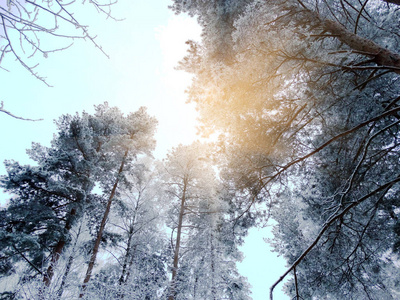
top-left (1, 0), bottom-right (400, 299)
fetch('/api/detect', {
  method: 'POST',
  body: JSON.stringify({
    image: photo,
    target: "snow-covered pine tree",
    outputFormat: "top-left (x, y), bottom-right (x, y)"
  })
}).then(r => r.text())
top-left (161, 141), bottom-right (251, 300)
top-left (172, 0), bottom-right (400, 298)
top-left (0, 103), bottom-right (157, 299)
top-left (85, 158), bottom-right (169, 300)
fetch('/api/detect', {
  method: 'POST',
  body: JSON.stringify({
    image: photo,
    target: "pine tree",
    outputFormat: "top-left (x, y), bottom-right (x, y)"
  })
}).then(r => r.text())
top-left (0, 103), bottom-right (157, 298)
top-left (172, 0), bottom-right (400, 298)
top-left (84, 159), bottom-right (169, 299)
top-left (160, 142), bottom-right (216, 300)
top-left (161, 142), bottom-right (251, 299)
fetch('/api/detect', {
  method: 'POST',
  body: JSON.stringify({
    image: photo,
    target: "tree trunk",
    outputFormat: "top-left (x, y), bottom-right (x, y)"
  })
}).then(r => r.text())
top-left (119, 201), bottom-right (139, 285)
top-left (384, 0), bottom-right (400, 5)
top-left (43, 208), bottom-right (76, 288)
top-left (298, 4), bottom-right (400, 73)
top-left (118, 225), bottom-right (134, 285)
top-left (79, 150), bottom-right (128, 298)
top-left (43, 178), bottom-right (93, 289)
top-left (322, 18), bottom-right (400, 72)
top-left (55, 253), bottom-right (74, 300)
top-left (168, 178), bottom-right (188, 300)
top-left (210, 232), bottom-right (217, 300)
top-left (56, 217), bottom-right (85, 300)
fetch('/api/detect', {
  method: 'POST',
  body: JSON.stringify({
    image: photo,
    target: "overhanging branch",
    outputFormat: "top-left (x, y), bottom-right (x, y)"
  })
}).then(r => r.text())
top-left (269, 176), bottom-right (400, 300)
top-left (0, 101), bottom-right (43, 121)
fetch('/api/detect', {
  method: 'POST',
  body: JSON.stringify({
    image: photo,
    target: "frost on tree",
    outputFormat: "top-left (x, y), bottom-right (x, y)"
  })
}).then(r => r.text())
top-left (173, 0), bottom-right (400, 299)
top-left (161, 142), bottom-right (251, 300)
top-left (83, 159), bottom-right (169, 300)
top-left (0, 103), bottom-right (157, 299)
top-left (0, 0), bottom-right (117, 85)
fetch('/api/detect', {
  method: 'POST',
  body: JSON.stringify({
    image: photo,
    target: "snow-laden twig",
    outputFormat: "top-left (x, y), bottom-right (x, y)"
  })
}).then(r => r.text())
top-left (0, 101), bottom-right (43, 121)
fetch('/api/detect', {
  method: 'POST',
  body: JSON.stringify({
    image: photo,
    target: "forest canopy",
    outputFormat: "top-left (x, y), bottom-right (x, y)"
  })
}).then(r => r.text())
top-left (1, 0), bottom-right (400, 299)
top-left (172, 0), bottom-right (400, 299)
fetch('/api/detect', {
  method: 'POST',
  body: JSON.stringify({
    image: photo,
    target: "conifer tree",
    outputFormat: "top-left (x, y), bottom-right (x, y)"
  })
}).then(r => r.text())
top-left (161, 142), bottom-right (251, 300)
top-left (172, 0), bottom-right (400, 298)
top-left (0, 103), bottom-right (157, 298)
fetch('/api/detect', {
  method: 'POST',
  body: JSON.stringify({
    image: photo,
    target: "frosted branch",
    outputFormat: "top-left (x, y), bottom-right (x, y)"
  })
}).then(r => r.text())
top-left (0, 101), bottom-right (43, 121)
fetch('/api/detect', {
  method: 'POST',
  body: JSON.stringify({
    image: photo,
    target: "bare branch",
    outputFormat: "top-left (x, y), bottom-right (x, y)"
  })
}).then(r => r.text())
top-left (0, 101), bottom-right (43, 121)
top-left (0, 0), bottom-right (117, 84)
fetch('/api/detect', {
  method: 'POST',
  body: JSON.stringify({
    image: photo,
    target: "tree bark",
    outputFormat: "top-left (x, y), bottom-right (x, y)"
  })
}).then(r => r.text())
top-left (210, 232), bottom-right (217, 300)
top-left (43, 208), bottom-right (76, 288)
top-left (383, 0), bottom-right (400, 5)
top-left (322, 18), bottom-right (400, 73)
top-left (55, 253), bottom-right (74, 299)
top-left (79, 150), bottom-right (128, 298)
top-left (42, 174), bottom-right (93, 288)
top-left (168, 178), bottom-right (188, 300)
top-left (119, 200), bottom-right (140, 285)
top-left (123, 245), bottom-right (137, 284)
top-left (292, 3), bottom-right (400, 73)
top-left (118, 225), bottom-right (134, 285)
top-left (56, 217), bottom-right (85, 299)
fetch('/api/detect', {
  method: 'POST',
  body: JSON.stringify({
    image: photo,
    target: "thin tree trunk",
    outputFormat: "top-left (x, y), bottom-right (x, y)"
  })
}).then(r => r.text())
top-left (56, 217), bottom-right (85, 300)
top-left (43, 178), bottom-right (93, 289)
top-left (43, 208), bottom-right (76, 288)
top-left (192, 257), bottom-right (204, 299)
top-left (119, 201), bottom-right (139, 285)
top-left (55, 253), bottom-right (74, 299)
top-left (210, 232), bottom-right (217, 300)
top-left (168, 178), bottom-right (187, 300)
top-left (193, 273), bottom-right (198, 299)
top-left (118, 245), bottom-right (137, 300)
top-left (118, 225), bottom-right (134, 285)
top-left (79, 150), bottom-right (128, 298)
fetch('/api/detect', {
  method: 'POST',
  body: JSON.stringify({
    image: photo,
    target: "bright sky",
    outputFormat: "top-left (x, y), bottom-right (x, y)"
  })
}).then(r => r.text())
top-left (0, 1), bottom-right (289, 298)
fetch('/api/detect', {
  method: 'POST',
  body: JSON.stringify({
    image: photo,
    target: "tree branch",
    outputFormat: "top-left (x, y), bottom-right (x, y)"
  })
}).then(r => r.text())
top-left (269, 177), bottom-right (400, 300)
top-left (383, 0), bottom-right (400, 5)
top-left (0, 101), bottom-right (43, 121)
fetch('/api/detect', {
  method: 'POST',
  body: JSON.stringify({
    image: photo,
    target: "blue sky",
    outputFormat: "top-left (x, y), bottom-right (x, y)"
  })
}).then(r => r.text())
top-left (0, 1), bottom-right (289, 298)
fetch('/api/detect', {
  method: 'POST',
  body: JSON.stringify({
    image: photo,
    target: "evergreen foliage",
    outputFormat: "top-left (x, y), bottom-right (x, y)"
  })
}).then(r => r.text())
top-left (0, 107), bottom-right (250, 299)
top-left (172, 0), bottom-right (400, 298)
top-left (4, 0), bottom-right (400, 299)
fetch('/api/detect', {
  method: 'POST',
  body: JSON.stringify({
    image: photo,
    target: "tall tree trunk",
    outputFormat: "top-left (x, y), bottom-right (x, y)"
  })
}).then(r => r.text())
top-left (124, 245), bottom-right (137, 284)
top-left (56, 217), bottom-right (85, 300)
top-left (168, 178), bottom-right (188, 300)
top-left (192, 257), bottom-right (204, 299)
top-left (79, 150), bottom-right (128, 298)
top-left (119, 202), bottom-right (139, 285)
top-left (118, 225), bottom-right (135, 285)
top-left (116, 224), bottom-right (136, 300)
top-left (55, 253), bottom-right (74, 300)
top-left (210, 232), bottom-right (217, 300)
top-left (42, 208), bottom-right (76, 288)
top-left (43, 178), bottom-right (92, 289)
top-left (298, 3), bottom-right (400, 72)
top-left (117, 245), bottom-right (138, 300)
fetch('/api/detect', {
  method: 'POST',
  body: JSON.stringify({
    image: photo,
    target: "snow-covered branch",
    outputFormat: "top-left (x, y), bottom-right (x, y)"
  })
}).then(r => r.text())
top-left (0, 101), bottom-right (43, 121)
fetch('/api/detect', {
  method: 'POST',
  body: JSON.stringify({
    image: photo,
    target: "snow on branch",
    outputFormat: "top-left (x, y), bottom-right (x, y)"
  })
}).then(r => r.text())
top-left (0, 0), bottom-right (119, 85)
top-left (0, 101), bottom-right (43, 121)
top-left (269, 176), bottom-right (400, 300)
top-left (383, 0), bottom-right (400, 5)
